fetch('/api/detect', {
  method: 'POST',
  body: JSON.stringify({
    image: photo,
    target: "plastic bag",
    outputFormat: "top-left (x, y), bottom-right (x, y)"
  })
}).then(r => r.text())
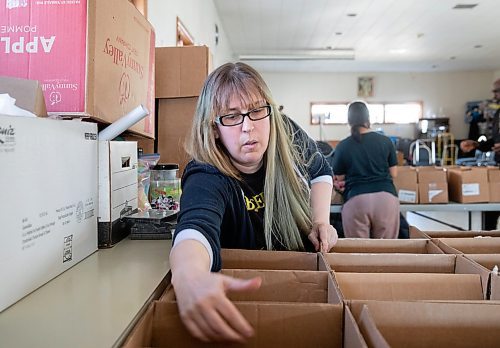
top-left (137, 153), bottom-right (160, 212)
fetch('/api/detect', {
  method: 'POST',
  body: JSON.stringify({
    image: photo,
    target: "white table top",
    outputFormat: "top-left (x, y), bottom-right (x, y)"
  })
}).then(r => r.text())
top-left (330, 203), bottom-right (500, 213)
top-left (0, 239), bottom-right (172, 348)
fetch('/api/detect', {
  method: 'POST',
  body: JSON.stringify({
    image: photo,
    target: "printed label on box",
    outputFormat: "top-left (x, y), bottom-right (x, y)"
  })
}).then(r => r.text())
top-left (462, 183), bottom-right (480, 196)
top-left (398, 190), bottom-right (417, 203)
top-left (0, 0), bottom-right (87, 112)
top-left (428, 189), bottom-right (443, 202)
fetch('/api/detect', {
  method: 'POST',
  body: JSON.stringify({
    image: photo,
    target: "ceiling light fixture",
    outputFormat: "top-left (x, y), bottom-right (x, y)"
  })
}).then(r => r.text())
top-left (239, 49), bottom-right (355, 61)
top-left (452, 4), bottom-right (478, 9)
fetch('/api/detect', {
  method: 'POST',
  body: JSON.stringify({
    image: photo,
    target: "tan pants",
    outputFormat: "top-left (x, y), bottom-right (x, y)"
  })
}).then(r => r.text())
top-left (341, 191), bottom-right (400, 239)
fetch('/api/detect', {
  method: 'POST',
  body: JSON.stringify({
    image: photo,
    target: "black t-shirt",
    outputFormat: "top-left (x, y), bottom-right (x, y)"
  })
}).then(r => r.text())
top-left (240, 165), bottom-right (266, 249)
top-left (240, 165), bottom-right (315, 251)
top-left (332, 132), bottom-right (398, 201)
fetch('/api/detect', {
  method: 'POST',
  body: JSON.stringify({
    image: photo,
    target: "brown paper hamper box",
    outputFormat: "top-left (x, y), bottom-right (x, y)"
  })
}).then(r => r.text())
top-left (393, 166), bottom-right (418, 203)
top-left (487, 166), bottom-right (500, 202)
top-left (122, 301), bottom-right (343, 347)
top-left (346, 301), bottom-right (500, 348)
top-left (447, 167), bottom-right (490, 203)
top-left (417, 166), bottom-right (448, 203)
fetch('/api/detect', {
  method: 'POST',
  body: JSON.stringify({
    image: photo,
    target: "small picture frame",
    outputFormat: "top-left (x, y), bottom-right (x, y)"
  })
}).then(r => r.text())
top-left (358, 77), bottom-right (374, 97)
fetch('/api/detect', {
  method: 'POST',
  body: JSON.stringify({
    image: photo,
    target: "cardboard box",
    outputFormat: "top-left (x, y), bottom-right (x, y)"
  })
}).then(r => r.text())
top-left (0, 76), bottom-right (47, 116)
top-left (320, 253), bottom-right (490, 299)
top-left (393, 166), bottom-right (418, 203)
top-left (333, 272), bottom-right (484, 301)
top-left (98, 141), bottom-right (138, 248)
top-left (410, 226), bottom-right (500, 239)
top-left (347, 301), bottom-right (500, 348)
top-left (122, 301), bottom-right (343, 347)
top-left (156, 97), bottom-right (198, 175)
top-left (434, 237), bottom-right (500, 254)
top-left (0, 0), bottom-right (155, 138)
top-left (417, 167), bottom-right (448, 203)
top-left (329, 238), bottom-right (444, 254)
top-left (155, 46), bottom-right (211, 98)
top-left (0, 115), bottom-right (98, 312)
top-left (447, 167), bottom-right (490, 203)
top-left (487, 166), bottom-right (500, 202)
top-left (221, 248), bottom-right (319, 270)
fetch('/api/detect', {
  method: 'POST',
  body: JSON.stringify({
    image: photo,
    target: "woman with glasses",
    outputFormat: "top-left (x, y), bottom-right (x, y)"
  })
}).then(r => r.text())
top-left (169, 62), bottom-right (337, 342)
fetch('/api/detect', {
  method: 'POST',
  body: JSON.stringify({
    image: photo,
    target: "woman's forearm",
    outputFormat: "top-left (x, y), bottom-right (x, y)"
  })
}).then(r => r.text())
top-left (311, 181), bottom-right (333, 224)
top-left (170, 239), bottom-right (211, 284)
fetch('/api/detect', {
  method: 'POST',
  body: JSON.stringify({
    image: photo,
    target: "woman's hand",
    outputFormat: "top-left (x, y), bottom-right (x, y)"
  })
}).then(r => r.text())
top-left (172, 270), bottom-right (262, 343)
top-left (308, 222), bottom-right (338, 252)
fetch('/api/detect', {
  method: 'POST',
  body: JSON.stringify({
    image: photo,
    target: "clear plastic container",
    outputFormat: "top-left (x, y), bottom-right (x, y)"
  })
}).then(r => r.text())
top-left (149, 163), bottom-right (181, 211)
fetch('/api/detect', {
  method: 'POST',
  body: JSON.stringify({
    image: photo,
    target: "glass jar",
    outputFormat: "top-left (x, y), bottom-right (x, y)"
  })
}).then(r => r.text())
top-left (149, 163), bottom-right (181, 211)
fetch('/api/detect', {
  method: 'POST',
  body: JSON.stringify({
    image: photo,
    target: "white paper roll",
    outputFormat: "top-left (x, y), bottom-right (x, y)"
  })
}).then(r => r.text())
top-left (98, 104), bottom-right (149, 141)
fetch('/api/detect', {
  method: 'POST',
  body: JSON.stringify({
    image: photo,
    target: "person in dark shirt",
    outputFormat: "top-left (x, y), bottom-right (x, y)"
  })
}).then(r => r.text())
top-left (331, 101), bottom-right (400, 238)
top-left (169, 62), bottom-right (337, 343)
top-left (461, 78), bottom-right (500, 230)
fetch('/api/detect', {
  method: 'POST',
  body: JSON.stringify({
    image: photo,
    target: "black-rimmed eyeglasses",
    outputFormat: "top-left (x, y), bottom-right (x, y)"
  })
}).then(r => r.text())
top-left (215, 105), bottom-right (271, 126)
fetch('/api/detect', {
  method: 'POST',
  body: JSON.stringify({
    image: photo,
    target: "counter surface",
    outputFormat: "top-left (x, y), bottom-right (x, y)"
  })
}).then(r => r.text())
top-left (0, 239), bottom-right (172, 348)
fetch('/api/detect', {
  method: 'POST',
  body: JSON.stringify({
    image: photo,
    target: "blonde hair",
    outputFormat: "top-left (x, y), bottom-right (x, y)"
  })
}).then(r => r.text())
top-left (186, 62), bottom-right (312, 250)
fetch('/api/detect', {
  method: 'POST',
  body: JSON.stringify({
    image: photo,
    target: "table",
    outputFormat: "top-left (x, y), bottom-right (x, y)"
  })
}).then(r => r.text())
top-left (331, 203), bottom-right (500, 230)
top-left (0, 239), bottom-right (172, 348)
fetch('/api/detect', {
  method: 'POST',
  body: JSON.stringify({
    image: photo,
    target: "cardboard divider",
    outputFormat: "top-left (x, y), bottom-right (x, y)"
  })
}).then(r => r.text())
top-left (220, 248), bottom-right (319, 270)
top-left (159, 269), bottom-right (343, 304)
top-left (348, 300), bottom-right (500, 348)
top-left (464, 254), bottom-right (500, 300)
top-left (122, 301), bottom-right (344, 347)
top-left (329, 238), bottom-right (443, 254)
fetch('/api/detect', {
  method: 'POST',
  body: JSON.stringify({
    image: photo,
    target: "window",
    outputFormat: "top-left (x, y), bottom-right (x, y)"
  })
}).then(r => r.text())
top-left (310, 101), bottom-right (422, 125)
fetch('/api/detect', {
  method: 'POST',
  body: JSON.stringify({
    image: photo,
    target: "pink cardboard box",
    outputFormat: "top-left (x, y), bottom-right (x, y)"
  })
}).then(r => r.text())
top-left (0, 0), bottom-right (155, 138)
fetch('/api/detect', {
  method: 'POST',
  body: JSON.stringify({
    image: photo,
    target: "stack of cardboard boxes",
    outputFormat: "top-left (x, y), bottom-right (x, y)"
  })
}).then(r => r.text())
top-left (155, 46), bottom-right (211, 175)
top-left (393, 165), bottom-right (498, 204)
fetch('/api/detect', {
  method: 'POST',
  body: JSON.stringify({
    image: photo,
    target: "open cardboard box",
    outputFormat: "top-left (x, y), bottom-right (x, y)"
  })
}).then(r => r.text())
top-left (220, 248), bottom-right (319, 270)
top-left (319, 254), bottom-right (490, 300)
top-left (122, 301), bottom-right (344, 347)
top-left (433, 237), bottom-right (500, 254)
top-left (332, 271), bottom-right (484, 301)
top-left (409, 226), bottom-right (500, 239)
top-left (329, 238), bottom-right (443, 254)
top-left (346, 300), bottom-right (500, 348)
top-left (160, 269), bottom-right (342, 304)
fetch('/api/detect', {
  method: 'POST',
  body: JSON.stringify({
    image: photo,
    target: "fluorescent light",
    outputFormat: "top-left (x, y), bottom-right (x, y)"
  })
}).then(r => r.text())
top-left (239, 49), bottom-right (355, 61)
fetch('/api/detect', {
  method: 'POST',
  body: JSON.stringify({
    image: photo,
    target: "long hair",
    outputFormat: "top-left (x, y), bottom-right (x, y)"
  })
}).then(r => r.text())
top-left (186, 62), bottom-right (311, 250)
top-left (348, 101), bottom-right (370, 143)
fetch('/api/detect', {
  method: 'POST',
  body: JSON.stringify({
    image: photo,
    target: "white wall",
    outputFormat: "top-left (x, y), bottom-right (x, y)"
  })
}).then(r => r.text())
top-left (148, 0), bottom-right (234, 69)
top-left (262, 70), bottom-right (495, 141)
